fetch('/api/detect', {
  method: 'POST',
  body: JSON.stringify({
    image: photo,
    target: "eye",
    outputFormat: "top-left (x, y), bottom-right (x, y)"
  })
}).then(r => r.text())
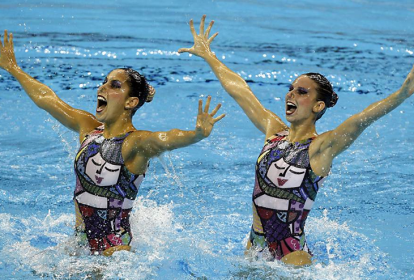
top-left (288, 85), bottom-right (294, 91)
top-left (111, 80), bottom-right (122, 88)
top-left (274, 163), bottom-right (285, 170)
top-left (105, 166), bottom-right (120, 172)
top-left (102, 78), bottom-right (108, 85)
top-left (91, 159), bottom-right (102, 166)
top-left (289, 169), bottom-right (305, 175)
top-left (297, 87), bottom-right (309, 94)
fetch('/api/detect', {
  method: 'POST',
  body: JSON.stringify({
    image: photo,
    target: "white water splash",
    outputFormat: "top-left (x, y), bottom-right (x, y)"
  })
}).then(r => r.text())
top-left (0, 197), bottom-right (181, 279)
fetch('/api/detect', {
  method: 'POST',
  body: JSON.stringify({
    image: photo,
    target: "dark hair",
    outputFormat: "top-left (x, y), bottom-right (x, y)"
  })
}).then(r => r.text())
top-left (118, 68), bottom-right (155, 116)
top-left (303, 72), bottom-right (338, 121)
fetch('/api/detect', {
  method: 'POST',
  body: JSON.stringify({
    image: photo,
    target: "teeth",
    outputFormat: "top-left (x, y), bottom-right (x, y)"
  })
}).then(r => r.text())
top-left (98, 96), bottom-right (106, 101)
top-left (287, 101), bottom-right (296, 107)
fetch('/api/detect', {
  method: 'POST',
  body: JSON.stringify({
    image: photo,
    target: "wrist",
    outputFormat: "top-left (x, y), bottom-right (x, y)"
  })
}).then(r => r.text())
top-left (7, 64), bottom-right (22, 76)
top-left (398, 86), bottom-right (412, 98)
top-left (194, 129), bottom-right (206, 141)
top-left (203, 51), bottom-right (217, 61)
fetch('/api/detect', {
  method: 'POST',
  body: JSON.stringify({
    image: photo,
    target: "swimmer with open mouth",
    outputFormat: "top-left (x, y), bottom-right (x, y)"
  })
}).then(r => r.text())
top-left (179, 15), bottom-right (414, 266)
top-left (0, 30), bottom-right (225, 256)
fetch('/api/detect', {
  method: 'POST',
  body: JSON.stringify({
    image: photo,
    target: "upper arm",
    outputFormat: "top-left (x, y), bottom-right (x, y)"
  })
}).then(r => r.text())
top-left (264, 109), bottom-right (289, 139)
top-left (231, 86), bottom-right (287, 135)
top-left (310, 70), bottom-right (414, 173)
top-left (206, 54), bottom-right (287, 134)
top-left (318, 84), bottom-right (412, 158)
top-left (13, 69), bottom-right (101, 137)
top-left (40, 95), bottom-right (101, 137)
top-left (316, 112), bottom-right (367, 160)
top-left (127, 129), bottom-right (195, 159)
top-left (308, 115), bottom-right (365, 176)
top-left (139, 130), bottom-right (177, 157)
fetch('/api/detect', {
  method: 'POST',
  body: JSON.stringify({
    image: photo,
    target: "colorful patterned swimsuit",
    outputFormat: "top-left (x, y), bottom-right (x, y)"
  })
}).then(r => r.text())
top-left (249, 131), bottom-right (325, 260)
top-left (73, 126), bottom-right (145, 255)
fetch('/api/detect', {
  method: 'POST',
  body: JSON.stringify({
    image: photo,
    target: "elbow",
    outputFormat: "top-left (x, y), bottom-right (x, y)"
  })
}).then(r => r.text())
top-left (155, 131), bottom-right (175, 151)
top-left (36, 94), bottom-right (56, 110)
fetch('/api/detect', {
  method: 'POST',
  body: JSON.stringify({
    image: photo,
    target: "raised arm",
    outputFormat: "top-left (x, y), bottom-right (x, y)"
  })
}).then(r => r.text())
top-left (130, 96), bottom-right (225, 158)
top-left (178, 15), bottom-right (287, 135)
top-left (311, 64), bottom-right (414, 175)
top-left (0, 30), bottom-right (100, 139)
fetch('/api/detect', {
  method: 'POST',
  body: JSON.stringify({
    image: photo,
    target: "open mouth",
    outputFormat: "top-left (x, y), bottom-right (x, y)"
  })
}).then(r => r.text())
top-left (97, 95), bottom-right (107, 113)
top-left (286, 101), bottom-right (297, 115)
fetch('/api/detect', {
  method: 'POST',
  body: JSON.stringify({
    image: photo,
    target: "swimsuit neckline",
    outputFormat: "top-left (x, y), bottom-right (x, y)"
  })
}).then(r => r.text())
top-left (282, 130), bottom-right (317, 144)
top-left (94, 125), bottom-right (136, 140)
top-left (101, 131), bottom-right (134, 140)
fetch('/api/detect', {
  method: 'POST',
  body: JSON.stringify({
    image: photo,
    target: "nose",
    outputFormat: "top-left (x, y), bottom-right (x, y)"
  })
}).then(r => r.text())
top-left (96, 162), bottom-right (106, 174)
top-left (278, 165), bottom-right (291, 177)
top-left (286, 90), bottom-right (295, 99)
top-left (98, 84), bottom-right (106, 94)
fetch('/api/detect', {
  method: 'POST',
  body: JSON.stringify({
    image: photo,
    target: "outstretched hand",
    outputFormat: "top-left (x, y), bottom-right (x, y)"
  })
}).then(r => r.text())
top-left (178, 15), bottom-right (218, 59)
top-left (195, 96), bottom-right (225, 138)
top-left (0, 30), bottom-right (18, 72)
top-left (400, 64), bottom-right (414, 97)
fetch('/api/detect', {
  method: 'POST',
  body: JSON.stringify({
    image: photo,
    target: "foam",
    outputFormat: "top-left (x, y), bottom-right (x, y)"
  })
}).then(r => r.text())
top-left (0, 197), bottom-right (181, 279)
top-left (235, 210), bottom-right (398, 279)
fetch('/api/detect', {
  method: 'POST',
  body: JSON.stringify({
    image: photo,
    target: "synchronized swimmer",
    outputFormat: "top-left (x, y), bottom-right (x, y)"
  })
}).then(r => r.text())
top-left (178, 15), bottom-right (414, 266)
top-left (1, 13), bottom-right (413, 266)
top-left (0, 30), bottom-right (225, 256)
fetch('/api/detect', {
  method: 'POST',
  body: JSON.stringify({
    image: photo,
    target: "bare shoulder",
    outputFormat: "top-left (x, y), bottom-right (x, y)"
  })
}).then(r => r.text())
top-left (309, 130), bottom-right (332, 155)
top-left (121, 130), bottom-right (153, 161)
top-left (265, 115), bottom-right (289, 140)
top-left (265, 109), bottom-right (288, 136)
top-left (124, 130), bottom-right (154, 148)
top-left (122, 130), bottom-right (154, 174)
top-left (78, 120), bottom-right (102, 143)
top-left (127, 130), bottom-right (153, 139)
top-left (309, 131), bottom-right (334, 177)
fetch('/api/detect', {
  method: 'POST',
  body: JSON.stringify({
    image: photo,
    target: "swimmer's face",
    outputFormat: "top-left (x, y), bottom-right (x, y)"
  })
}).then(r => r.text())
top-left (96, 69), bottom-right (139, 123)
top-left (285, 76), bottom-right (325, 124)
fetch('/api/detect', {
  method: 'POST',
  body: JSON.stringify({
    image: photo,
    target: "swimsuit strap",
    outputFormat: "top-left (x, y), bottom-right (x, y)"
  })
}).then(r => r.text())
top-left (112, 130), bottom-right (135, 140)
top-left (79, 126), bottom-right (104, 144)
top-left (82, 127), bottom-right (136, 144)
top-left (277, 130), bottom-right (316, 145)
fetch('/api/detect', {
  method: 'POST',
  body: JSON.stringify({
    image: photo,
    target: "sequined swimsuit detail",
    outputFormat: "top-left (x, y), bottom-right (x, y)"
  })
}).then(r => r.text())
top-left (73, 126), bottom-right (145, 255)
top-left (250, 131), bottom-right (325, 260)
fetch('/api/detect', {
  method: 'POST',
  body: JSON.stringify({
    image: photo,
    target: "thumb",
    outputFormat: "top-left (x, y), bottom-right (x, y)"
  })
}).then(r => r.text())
top-left (178, 48), bottom-right (191, 53)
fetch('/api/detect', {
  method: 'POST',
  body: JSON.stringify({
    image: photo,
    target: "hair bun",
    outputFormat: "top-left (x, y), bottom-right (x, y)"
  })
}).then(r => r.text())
top-left (146, 84), bottom-right (156, 102)
top-left (329, 92), bottom-right (338, 108)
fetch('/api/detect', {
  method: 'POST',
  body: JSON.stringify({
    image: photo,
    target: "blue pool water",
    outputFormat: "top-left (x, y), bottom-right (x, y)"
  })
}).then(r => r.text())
top-left (0, 0), bottom-right (413, 279)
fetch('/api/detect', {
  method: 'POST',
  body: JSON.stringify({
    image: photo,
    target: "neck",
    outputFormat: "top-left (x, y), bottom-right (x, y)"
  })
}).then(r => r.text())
top-left (287, 119), bottom-right (318, 142)
top-left (102, 114), bottom-right (135, 138)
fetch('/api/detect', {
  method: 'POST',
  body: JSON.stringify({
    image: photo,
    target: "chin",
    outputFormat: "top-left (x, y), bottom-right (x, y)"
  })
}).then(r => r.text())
top-left (95, 113), bottom-right (105, 122)
top-left (286, 115), bottom-right (302, 126)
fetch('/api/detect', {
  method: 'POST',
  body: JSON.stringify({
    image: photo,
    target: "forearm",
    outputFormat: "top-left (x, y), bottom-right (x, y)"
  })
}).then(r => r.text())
top-left (8, 66), bottom-right (58, 109)
top-left (203, 52), bottom-right (255, 101)
top-left (152, 129), bottom-right (204, 153)
top-left (179, 16), bottom-right (283, 133)
top-left (359, 87), bottom-right (411, 127)
top-left (203, 52), bottom-right (280, 133)
top-left (324, 88), bottom-right (411, 157)
top-left (6, 65), bottom-right (96, 133)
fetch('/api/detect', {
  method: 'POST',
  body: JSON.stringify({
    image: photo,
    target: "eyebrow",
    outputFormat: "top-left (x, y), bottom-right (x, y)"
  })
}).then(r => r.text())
top-left (289, 84), bottom-right (308, 90)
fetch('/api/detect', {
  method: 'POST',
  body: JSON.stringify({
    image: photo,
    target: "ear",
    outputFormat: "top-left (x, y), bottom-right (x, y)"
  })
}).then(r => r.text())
top-left (125, 97), bottom-right (139, 110)
top-left (313, 101), bottom-right (326, 114)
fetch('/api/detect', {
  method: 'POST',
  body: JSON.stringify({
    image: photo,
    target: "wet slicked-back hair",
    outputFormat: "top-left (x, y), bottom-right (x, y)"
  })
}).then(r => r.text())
top-left (117, 68), bottom-right (155, 116)
top-left (303, 72), bottom-right (338, 121)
